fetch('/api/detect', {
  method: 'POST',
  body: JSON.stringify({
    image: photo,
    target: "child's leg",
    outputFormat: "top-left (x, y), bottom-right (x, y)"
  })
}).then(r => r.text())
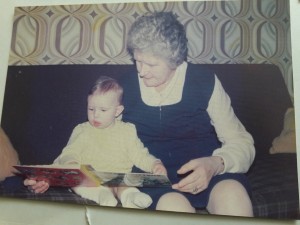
top-left (117, 187), bottom-right (152, 209)
top-left (98, 186), bottom-right (118, 206)
top-left (73, 186), bottom-right (118, 207)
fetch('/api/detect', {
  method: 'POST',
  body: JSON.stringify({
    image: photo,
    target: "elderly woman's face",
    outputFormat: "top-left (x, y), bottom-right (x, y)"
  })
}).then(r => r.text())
top-left (133, 50), bottom-right (176, 91)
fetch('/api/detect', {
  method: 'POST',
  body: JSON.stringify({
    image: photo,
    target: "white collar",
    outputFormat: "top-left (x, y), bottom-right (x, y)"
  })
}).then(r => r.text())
top-left (138, 62), bottom-right (187, 106)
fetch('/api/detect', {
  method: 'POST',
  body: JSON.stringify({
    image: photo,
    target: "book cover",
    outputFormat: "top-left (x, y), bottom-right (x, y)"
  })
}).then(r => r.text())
top-left (13, 164), bottom-right (100, 187)
top-left (13, 164), bottom-right (171, 188)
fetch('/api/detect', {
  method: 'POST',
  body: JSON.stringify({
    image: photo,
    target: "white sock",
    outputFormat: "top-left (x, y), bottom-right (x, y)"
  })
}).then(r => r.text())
top-left (73, 186), bottom-right (117, 207)
top-left (120, 187), bottom-right (152, 209)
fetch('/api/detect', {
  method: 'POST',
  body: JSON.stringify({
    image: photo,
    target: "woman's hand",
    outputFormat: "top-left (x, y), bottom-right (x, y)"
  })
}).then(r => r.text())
top-left (172, 156), bottom-right (224, 194)
top-left (24, 178), bottom-right (50, 193)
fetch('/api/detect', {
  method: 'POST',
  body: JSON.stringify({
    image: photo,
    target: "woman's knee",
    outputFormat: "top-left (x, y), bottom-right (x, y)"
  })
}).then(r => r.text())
top-left (156, 192), bottom-right (195, 213)
top-left (207, 179), bottom-right (253, 217)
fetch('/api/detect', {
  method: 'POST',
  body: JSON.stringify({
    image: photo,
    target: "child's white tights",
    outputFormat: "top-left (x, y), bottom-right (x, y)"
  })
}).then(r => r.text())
top-left (73, 186), bottom-right (152, 208)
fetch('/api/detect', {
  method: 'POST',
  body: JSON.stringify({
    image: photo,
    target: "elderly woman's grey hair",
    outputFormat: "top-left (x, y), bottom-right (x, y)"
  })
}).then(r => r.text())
top-left (127, 12), bottom-right (188, 69)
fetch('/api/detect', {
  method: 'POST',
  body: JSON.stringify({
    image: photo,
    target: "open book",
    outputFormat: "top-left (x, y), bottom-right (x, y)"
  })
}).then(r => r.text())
top-left (13, 164), bottom-right (171, 188)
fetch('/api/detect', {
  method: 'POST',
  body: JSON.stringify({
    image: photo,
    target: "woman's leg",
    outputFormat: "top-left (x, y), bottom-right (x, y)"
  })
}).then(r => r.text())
top-left (156, 192), bottom-right (196, 213)
top-left (206, 179), bottom-right (253, 217)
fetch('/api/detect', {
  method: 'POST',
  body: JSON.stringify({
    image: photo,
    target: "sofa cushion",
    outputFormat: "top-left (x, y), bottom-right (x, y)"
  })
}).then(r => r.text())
top-left (247, 153), bottom-right (299, 218)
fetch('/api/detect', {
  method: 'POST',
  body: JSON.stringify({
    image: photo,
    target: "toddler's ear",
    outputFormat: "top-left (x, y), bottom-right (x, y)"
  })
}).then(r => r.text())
top-left (115, 105), bottom-right (124, 117)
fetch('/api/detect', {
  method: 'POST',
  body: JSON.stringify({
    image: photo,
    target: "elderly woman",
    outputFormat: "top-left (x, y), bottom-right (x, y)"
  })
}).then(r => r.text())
top-left (120, 12), bottom-right (255, 216)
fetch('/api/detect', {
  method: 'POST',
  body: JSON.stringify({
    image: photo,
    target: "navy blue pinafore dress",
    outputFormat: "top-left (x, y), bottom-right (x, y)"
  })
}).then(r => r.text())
top-left (120, 64), bottom-right (250, 209)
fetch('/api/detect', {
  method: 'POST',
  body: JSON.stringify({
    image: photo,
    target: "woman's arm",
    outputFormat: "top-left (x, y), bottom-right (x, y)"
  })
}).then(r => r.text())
top-left (208, 75), bottom-right (255, 174)
top-left (172, 75), bottom-right (255, 193)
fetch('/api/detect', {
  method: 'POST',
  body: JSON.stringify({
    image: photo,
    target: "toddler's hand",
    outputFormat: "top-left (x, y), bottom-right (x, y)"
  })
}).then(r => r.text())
top-left (24, 178), bottom-right (49, 193)
top-left (152, 161), bottom-right (167, 175)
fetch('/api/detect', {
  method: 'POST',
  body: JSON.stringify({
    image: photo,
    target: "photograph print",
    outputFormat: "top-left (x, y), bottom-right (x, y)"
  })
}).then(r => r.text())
top-left (0, 0), bottom-right (298, 220)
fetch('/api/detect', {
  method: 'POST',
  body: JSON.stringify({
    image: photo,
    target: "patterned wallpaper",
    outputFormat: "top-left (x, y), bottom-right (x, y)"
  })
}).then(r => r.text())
top-left (9, 0), bottom-right (293, 97)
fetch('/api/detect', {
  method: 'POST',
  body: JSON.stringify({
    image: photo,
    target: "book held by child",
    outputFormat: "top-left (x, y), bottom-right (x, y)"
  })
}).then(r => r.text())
top-left (13, 164), bottom-right (171, 188)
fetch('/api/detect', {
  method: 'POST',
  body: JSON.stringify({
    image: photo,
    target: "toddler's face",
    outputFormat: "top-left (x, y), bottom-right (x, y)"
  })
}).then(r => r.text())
top-left (87, 91), bottom-right (123, 129)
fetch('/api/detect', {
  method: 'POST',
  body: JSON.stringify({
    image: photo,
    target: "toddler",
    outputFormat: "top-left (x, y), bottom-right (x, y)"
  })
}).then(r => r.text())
top-left (25, 76), bottom-right (167, 209)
